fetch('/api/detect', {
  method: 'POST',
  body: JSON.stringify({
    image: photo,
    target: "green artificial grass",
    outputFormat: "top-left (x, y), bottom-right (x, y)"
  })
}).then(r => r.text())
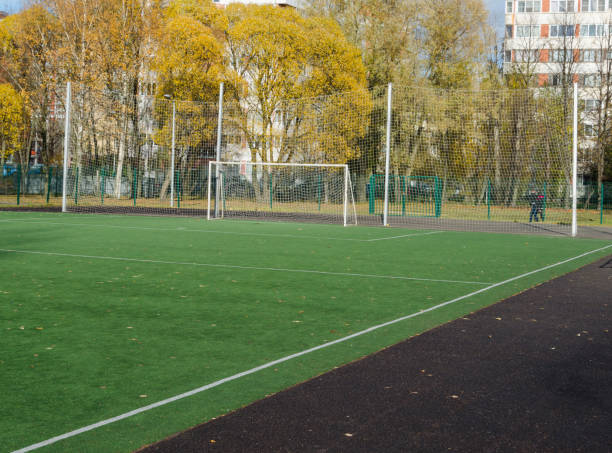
top-left (1, 211), bottom-right (611, 452)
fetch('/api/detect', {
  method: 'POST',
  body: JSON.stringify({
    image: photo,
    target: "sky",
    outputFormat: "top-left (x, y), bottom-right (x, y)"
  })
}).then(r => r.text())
top-left (484, 0), bottom-right (507, 38)
top-left (0, 0), bottom-right (22, 14)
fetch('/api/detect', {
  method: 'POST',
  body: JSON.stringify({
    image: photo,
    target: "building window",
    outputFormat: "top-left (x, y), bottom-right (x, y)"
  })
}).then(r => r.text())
top-left (551, 0), bottom-right (575, 12)
top-left (506, 25), bottom-right (514, 38)
top-left (505, 50), bottom-right (512, 62)
top-left (516, 49), bottom-right (540, 62)
top-left (550, 24), bottom-right (575, 37)
top-left (550, 49), bottom-right (574, 62)
top-left (507, 1), bottom-right (513, 12)
top-left (584, 99), bottom-right (601, 111)
top-left (549, 73), bottom-right (563, 85)
top-left (580, 49), bottom-right (602, 62)
top-left (584, 123), bottom-right (598, 137)
top-left (581, 73), bottom-right (601, 86)
top-left (580, 24), bottom-right (607, 36)
top-left (582, 0), bottom-right (606, 11)
top-left (518, 1), bottom-right (541, 12)
top-left (516, 25), bottom-right (540, 37)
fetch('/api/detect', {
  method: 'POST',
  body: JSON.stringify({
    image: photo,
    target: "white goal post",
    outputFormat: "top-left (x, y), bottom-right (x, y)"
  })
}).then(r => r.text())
top-left (207, 161), bottom-right (357, 226)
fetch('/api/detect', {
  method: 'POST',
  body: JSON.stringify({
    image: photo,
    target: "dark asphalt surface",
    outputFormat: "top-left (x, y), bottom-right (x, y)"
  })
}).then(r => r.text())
top-left (138, 255), bottom-right (612, 453)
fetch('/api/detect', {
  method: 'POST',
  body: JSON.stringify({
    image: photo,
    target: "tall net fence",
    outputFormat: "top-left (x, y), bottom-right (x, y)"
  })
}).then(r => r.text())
top-left (62, 86), bottom-right (219, 215)
top-left (580, 181), bottom-right (612, 225)
top-left (54, 84), bottom-right (589, 233)
top-left (382, 86), bottom-right (574, 234)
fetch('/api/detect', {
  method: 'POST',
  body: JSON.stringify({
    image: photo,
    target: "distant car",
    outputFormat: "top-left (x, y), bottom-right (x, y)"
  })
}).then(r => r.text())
top-left (3, 164), bottom-right (17, 177)
top-left (28, 164), bottom-right (43, 174)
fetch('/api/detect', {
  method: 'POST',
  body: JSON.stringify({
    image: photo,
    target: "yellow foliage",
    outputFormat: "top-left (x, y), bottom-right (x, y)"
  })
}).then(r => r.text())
top-left (221, 4), bottom-right (368, 164)
top-left (153, 14), bottom-right (224, 101)
top-left (0, 83), bottom-right (25, 159)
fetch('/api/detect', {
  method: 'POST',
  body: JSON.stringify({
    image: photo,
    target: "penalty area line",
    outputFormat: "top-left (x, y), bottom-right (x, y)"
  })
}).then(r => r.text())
top-left (11, 243), bottom-right (612, 453)
top-left (0, 248), bottom-right (492, 285)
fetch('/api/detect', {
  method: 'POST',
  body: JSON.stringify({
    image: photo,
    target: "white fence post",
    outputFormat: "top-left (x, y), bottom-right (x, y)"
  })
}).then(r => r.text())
top-left (383, 83), bottom-right (392, 226)
top-left (572, 82), bottom-right (578, 237)
top-left (170, 100), bottom-right (176, 208)
top-left (61, 81), bottom-right (71, 213)
top-left (215, 82), bottom-right (224, 218)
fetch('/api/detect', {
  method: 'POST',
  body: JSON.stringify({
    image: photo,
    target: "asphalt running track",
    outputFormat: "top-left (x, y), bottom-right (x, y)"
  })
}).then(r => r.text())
top-left (138, 255), bottom-right (612, 453)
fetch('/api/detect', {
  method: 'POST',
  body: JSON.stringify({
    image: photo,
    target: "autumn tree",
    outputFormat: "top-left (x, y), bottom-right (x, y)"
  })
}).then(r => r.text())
top-left (0, 6), bottom-right (62, 166)
top-left (213, 4), bottom-right (367, 201)
top-left (0, 83), bottom-right (25, 164)
top-left (309, 0), bottom-right (420, 88)
top-left (420, 0), bottom-right (491, 89)
top-left (149, 0), bottom-right (226, 200)
top-left (95, 0), bottom-right (163, 197)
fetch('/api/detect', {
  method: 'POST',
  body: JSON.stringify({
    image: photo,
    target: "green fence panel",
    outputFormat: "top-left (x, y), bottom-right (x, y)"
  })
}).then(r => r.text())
top-left (368, 174), bottom-right (441, 218)
top-left (16, 165), bottom-right (21, 205)
top-left (46, 167), bottom-right (52, 203)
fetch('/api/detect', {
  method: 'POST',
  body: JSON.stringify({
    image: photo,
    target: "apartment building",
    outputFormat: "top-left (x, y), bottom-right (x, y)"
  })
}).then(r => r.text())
top-left (504, 0), bottom-right (612, 87)
top-left (504, 0), bottom-right (612, 141)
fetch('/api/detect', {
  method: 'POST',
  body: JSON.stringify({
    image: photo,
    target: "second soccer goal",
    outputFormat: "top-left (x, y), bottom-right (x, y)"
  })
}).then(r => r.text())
top-left (207, 161), bottom-right (357, 226)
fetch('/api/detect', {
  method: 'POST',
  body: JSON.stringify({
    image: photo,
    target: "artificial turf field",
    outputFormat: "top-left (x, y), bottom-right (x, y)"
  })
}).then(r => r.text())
top-left (1, 211), bottom-right (611, 452)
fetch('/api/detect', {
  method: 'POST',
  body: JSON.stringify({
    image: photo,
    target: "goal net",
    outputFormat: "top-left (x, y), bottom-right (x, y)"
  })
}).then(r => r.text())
top-left (207, 161), bottom-right (357, 226)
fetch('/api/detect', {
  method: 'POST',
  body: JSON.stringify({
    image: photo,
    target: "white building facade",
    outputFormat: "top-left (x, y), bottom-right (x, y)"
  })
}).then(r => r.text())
top-left (504, 0), bottom-right (612, 87)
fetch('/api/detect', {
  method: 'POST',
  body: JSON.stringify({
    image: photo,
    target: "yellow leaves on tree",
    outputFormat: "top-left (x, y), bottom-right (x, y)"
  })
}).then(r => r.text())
top-left (0, 84), bottom-right (25, 160)
top-left (221, 4), bottom-right (368, 164)
top-left (154, 15), bottom-right (224, 102)
top-left (421, 0), bottom-right (490, 89)
top-left (151, 4), bottom-right (226, 165)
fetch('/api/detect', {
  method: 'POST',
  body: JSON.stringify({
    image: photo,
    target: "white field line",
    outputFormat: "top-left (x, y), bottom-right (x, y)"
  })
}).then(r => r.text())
top-left (366, 231), bottom-right (443, 241)
top-left (12, 243), bottom-right (612, 453)
top-left (0, 248), bottom-right (490, 285)
top-left (0, 218), bottom-right (439, 243)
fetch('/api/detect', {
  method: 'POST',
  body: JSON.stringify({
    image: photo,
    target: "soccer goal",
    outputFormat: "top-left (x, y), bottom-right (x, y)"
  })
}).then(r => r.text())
top-left (207, 161), bottom-right (357, 226)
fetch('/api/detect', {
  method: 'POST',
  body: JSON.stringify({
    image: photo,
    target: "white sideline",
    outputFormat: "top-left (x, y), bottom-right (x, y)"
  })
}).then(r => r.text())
top-left (0, 248), bottom-right (490, 285)
top-left (0, 218), bottom-right (440, 242)
top-left (11, 243), bottom-right (612, 453)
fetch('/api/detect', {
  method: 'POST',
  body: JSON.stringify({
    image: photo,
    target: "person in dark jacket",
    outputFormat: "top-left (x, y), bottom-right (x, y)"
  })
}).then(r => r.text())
top-left (529, 190), bottom-right (544, 222)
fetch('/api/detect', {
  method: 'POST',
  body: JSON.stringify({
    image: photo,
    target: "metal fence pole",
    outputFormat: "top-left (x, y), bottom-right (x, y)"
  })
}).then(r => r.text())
top-left (571, 82), bottom-right (578, 237)
top-left (62, 81), bottom-right (71, 213)
top-left (383, 83), bottom-right (392, 226)
top-left (215, 82), bottom-right (224, 218)
top-left (170, 100), bottom-right (176, 208)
